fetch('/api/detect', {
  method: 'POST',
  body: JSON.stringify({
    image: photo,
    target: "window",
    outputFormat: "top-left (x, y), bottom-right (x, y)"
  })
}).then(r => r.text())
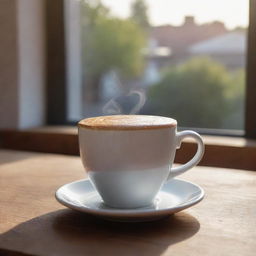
top-left (46, 0), bottom-right (256, 138)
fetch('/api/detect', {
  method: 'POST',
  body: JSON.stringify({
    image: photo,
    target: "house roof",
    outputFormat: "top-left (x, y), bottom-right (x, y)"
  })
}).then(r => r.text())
top-left (189, 32), bottom-right (246, 54)
top-left (150, 20), bottom-right (227, 54)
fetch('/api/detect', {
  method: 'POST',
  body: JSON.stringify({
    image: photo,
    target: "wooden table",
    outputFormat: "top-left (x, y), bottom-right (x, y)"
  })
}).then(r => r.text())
top-left (0, 150), bottom-right (255, 256)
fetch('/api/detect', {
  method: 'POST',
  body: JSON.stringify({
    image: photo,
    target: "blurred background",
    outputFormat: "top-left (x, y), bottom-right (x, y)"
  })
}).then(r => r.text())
top-left (66, 0), bottom-right (247, 131)
top-left (0, 0), bottom-right (253, 134)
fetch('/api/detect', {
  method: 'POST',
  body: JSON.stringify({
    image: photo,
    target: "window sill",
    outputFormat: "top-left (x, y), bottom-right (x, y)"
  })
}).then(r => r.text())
top-left (0, 126), bottom-right (255, 171)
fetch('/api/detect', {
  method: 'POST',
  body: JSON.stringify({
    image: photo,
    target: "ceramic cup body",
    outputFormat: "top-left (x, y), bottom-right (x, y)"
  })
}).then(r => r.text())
top-left (78, 115), bottom-right (204, 209)
top-left (79, 127), bottom-right (176, 208)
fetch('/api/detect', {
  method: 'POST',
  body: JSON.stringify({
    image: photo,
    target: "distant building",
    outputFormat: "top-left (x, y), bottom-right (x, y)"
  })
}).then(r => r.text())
top-left (145, 18), bottom-right (246, 81)
top-left (142, 39), bottom-right (171, 85)
top-left (150, 16), bottom-right (227, 56)
top-left (189, 32), bottom-right (246, 69)
top-left (144, 16), bottom-right (230, 80)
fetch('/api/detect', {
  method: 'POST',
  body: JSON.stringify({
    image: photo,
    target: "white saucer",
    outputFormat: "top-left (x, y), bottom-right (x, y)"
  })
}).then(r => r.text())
top-left (55, 179), bottom-right (204, 222)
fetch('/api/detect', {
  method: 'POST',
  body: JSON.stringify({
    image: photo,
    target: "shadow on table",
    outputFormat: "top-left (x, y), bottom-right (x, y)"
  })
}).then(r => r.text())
top-left (0, 149), bottom-right (35, 165)
top-left (0, 209), bottom-right (200, 256)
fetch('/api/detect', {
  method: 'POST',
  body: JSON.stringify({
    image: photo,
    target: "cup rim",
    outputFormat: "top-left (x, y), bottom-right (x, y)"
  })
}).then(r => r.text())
top-left (78, 115), bottom-right (177, 131)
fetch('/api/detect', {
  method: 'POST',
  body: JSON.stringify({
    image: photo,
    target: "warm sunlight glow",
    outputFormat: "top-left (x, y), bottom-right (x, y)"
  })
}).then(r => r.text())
top-left (101, 0), bottom-right (249, 29)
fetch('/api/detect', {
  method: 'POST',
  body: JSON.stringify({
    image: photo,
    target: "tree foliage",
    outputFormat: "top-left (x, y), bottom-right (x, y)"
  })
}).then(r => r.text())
top-left (130, 0), bottom-right (150, 31)
top-left (81, 0), bottom-right (146, 101)
top-left (222, 69), bottom-right (245, 129)
top-left (83, 18), bottom-right (145, 78)
top-left (82, 1), bottom-right (145, 77)
top-left (148, 57), bottom-right (244, 129)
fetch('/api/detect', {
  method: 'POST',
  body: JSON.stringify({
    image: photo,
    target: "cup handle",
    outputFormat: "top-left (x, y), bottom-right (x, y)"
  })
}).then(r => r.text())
top-left (167, 130), bottom-right (205, 181)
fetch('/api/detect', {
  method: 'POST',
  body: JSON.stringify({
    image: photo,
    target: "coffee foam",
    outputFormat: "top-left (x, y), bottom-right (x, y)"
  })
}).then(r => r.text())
top-left (78, 115), bottom-right (177, 130)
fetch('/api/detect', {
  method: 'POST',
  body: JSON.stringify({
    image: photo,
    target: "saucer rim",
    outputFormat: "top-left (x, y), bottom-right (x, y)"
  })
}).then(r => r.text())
top-left (55, 178), bottom-right (204, 218)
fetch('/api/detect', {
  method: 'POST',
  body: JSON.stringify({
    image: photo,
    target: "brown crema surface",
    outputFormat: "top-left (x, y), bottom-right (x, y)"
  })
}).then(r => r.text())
top-left (78, 115), bottom-right (177, 130)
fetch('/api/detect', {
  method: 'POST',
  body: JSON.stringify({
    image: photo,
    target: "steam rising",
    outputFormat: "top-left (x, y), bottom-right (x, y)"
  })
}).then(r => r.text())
top-left (128, 90), bottom-right (146, 114)
top-left (103, 89), bottom-right (146, 115)
top-left (102, 99), bottom-right (122, 115)
top-left (103, 73), bottom-right (146, 115)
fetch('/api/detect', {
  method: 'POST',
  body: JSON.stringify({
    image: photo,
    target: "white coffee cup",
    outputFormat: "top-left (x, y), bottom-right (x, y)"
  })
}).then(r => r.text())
top-left (78, 115), bottom-right (204, 209)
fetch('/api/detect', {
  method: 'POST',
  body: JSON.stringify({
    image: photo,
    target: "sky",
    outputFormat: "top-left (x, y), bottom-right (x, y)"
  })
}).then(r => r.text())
top-left (101, 0), bottom-right (249, 29)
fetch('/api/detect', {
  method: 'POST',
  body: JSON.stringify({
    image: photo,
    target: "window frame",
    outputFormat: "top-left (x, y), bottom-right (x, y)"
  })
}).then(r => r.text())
top-left (45, 0), bottom-right (67, 125)
top-left (245, 0), bottom-right (256, 138)
top-left (45, 0), bottom-right (256, 138)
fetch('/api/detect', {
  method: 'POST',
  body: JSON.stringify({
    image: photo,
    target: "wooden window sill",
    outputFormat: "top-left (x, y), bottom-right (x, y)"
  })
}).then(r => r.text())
top-left (0, 126), bottom-right (255, 170)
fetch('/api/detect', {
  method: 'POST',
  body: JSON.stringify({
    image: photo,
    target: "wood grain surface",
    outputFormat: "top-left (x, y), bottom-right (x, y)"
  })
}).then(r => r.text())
top-left (0, 150), bottom-right (255, 256)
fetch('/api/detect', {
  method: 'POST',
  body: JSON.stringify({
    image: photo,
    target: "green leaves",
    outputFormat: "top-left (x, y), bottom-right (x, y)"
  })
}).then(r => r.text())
top-left (148, 57), bottom-right (245, 129)
top-left (81, 1), bottom-right (145, 79)
top-left (130, 0), bottom-right (150, 31)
